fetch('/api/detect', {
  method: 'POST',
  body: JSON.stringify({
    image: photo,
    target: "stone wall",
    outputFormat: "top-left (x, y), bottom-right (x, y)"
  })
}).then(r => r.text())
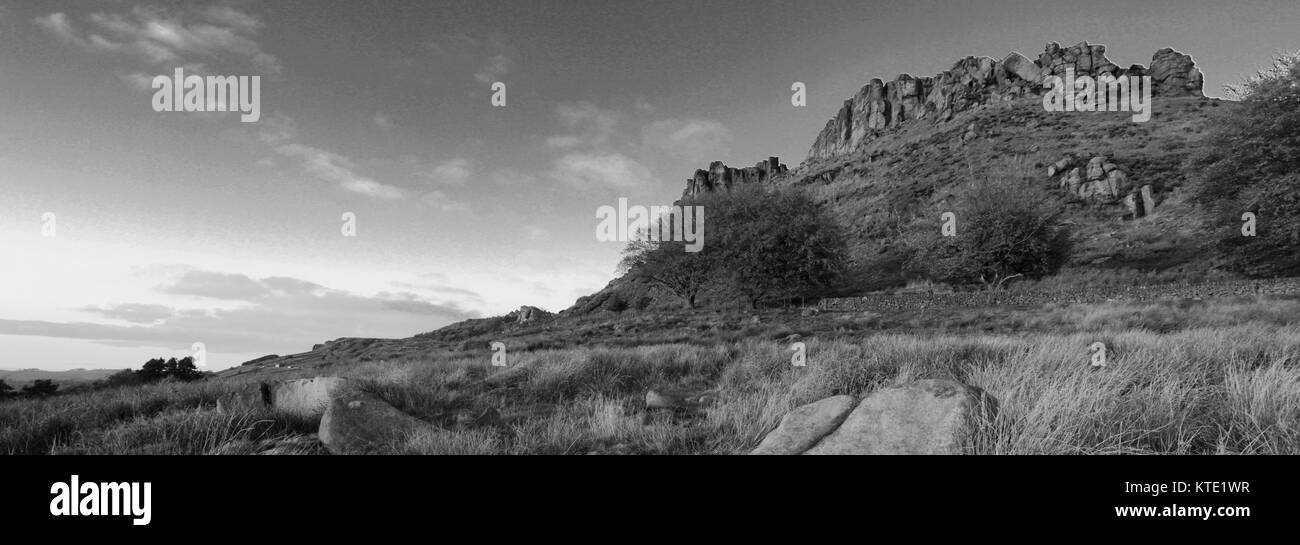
top-left (806, 41), bottom-right (1204, 162)
top-left (818, 278), bottom-right (1300, 313)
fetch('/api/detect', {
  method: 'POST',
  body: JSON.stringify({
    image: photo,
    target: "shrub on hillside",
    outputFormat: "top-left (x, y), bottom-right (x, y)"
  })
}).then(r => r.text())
top-left (1191, 52), bottom-right (1300, 276)
top-left (709, 188), bottom-right (850, 307)
top-left (620, 188), bottom-right (849, 309)
top-left (21, 379), bottom-right (58, 398)
top-left (903, 177), bottom-right (1072, 289)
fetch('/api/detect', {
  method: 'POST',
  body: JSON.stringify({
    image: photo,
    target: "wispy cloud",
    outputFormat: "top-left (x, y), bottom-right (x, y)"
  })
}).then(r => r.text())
top-left (490, 167), bottom-right (538, 186)
top-left (475, 53), bottom-right (511, 84)
top-left (551, 152), bottom-right (656, 189)
top-left (373, 112), bottom-right (395, 130)
top-left (0, 270), bottom-right (481, 355)
top-left (276, 143), bottom-right (408, 200)
top-left (641, 118), bottom-right (732, 163)
top-left (80, 303), bottom-right (175, 324)
top-left (420, 190), bottom-right (470, 213)
top-left (256, 113), bottom-right (408, 199)
top-left (34, 5), bottom-right (281, 75)
top-left (420, 158), bottom-right (473, 186)
top-left (547, 101), bottom-right (622, 149)
top-left (427, 33), bottom-right (514, 86)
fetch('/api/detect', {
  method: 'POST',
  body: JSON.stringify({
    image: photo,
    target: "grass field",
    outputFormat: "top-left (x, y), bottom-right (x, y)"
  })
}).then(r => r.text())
top-left (4, 296), bottom-right (1299, 455)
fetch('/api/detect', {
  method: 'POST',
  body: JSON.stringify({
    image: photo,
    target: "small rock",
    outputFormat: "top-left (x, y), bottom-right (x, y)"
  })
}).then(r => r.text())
top-left (645, 389), bottom-right (716, 411)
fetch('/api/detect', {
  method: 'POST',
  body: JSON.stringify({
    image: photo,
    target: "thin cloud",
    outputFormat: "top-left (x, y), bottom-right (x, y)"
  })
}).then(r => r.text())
top-left (551, 152), bottom-right (656, 189)
top-left (420, 190), bottom-right (471, 213)
top-left (158, 270), bottom-right (273, 300)
top-left (34, 6), bottom-right (282, 75)
top-left (80, 303), bottom-right (176, 324)
top-left (642, 118), bottom-right (732, 162)
top-left (420, 158), bottom-right (473, 186)
top-left (547, 101), bottom-right (622, 149)
top-left (490, 168), bottom-right (538, 186)
top-left (427, 32), bottom-right (515, 86)
top-left (475, 53), bottom-right (511, 84)
top-left (0, 270), bottom-right (483, 354)
top-left (275, 143), bottom-right (408, 200)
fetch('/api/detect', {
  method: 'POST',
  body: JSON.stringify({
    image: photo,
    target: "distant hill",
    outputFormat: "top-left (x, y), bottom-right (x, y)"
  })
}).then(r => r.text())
top-left (0, 368), bottom-right (125, 387)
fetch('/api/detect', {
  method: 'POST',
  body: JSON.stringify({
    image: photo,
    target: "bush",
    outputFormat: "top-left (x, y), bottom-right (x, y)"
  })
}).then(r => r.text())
top-left (1190, 52), bottom-right (1300, 276)
top-left (620, 187), bottom-right (849, 309)
top-left (904, 176), bottom-right (1072, 289)
top-left (21, 379), bottom-right (58, 398)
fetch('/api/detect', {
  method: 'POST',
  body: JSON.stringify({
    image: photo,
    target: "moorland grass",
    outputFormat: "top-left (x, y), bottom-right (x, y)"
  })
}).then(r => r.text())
top-left (4, 297), bottom-right (1299, 455)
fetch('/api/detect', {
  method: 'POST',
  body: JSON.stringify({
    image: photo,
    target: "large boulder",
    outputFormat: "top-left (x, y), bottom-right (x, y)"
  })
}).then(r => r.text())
top-left (1148, 48), bottom-right (1204, 96)
top-left (268, 377), bottom-right (351, 419)
top-left (214, 382), bottom-right (270, 414)
top-left (319, 390), bottom-right (430, 454)
top-left (750, 395), bottom-right (856, 455)
top-left (1001, 51), bottom-right (1041, 84)
top-left (804, 379), bottom-right (997, 455)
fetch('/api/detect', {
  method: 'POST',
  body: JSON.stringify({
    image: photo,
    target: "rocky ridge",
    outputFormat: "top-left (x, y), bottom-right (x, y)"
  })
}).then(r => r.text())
top-left (683, 157), bottom-right (788, 198)
top-left (805, 41), bottom-right (1204, 162)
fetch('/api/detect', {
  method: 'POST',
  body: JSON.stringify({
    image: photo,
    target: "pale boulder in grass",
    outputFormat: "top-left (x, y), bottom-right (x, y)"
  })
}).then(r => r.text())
top-left (805, 379), bottom-right (997, 455)
top-left (214, 382), bottom-right (270, 414)
top-left (268, 377), bottom-right (352, 419)
top-left (750, 395), bottom-right (856, 455)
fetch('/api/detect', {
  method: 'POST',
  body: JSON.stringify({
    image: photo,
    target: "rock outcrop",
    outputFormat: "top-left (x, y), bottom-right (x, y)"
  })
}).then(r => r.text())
top-left (752, 379), bottom-right (998, 455)
top-left (807, 41), bottom-right (1204, 161)
top-left (683, 157), bottom-right (788, 197)
top-left (1049, 153), bottom-right (1128, 202)
top-left (1047, 153), bottom-right (1160, 217)
top-left (512, 305), bottom-right (553, 324)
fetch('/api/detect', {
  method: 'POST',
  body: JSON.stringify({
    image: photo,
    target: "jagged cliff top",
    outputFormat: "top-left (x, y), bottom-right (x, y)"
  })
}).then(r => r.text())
top-left (804, 41), bottom-right (1204, 163)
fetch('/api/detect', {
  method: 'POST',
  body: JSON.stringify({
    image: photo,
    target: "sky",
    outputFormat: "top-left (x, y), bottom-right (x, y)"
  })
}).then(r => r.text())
top-left (0, 0), bottom-right (1296, 370)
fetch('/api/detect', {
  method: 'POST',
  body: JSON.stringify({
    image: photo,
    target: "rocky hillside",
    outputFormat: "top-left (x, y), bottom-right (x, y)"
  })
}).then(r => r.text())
top-left (222, 40), bottom-right (1251, 374)
top-left (629, 40), bottom-right (1232, 297)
